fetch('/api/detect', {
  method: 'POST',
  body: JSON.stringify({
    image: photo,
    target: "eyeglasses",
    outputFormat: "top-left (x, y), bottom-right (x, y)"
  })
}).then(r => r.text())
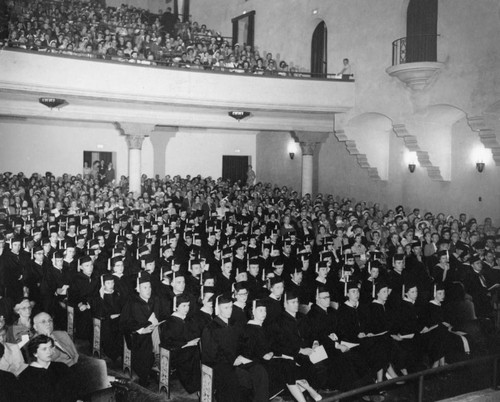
top-left (37, 319), bottom-right (54, 324)
top-left (236, 292), bottom-right (249, 296)
top-left (19, 306), bottom-right (33, 310)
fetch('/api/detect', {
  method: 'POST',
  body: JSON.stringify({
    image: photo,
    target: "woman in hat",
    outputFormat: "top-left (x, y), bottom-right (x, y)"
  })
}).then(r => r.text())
top-left (6, 298), bottom-right (35, 345)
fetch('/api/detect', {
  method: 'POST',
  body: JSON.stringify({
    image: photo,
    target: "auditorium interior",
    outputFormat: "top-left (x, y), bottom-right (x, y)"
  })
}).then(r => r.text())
top-left (1, 0), bottom-right (500, 401)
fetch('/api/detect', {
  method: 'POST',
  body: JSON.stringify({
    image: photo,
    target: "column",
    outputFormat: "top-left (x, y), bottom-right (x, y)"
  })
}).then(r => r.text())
top-left (292, 131), bottom-right (330, 196)
top-left (299, 142), bottom-right (316, 196)
top-left (116, 123), bottom-right (156, 197)
top-left (149, 128), bottom-right (177, 178)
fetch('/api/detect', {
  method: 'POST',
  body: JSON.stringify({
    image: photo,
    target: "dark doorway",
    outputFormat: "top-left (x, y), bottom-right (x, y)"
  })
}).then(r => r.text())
top-left (232, 11), bottom-right (255, 48)
top-left (406, 0), bottom-right (438, 62)
top-left (83, 151), bottom-right (115, 177)
top-left (222, 155), bottom-right (249, 185)
top-left (311, 21), bottom-right (327, 78)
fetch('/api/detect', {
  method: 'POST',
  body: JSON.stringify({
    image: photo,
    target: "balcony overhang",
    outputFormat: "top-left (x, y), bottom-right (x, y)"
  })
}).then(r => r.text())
top-left (386, 62), bottom-right (444, 91)
top-left (0, 49), bottom-right (355, 132)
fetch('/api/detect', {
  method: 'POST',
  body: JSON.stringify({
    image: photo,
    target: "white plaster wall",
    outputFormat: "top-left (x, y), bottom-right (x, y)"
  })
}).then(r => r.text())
top-left (163, 130), bottom-right (257, 178)
top-left (222, 0), bottom-right (500, 221)
top-left (0, 122), bottom-right (256, 182)
top-left (0, 121), bottom-right (144, 179)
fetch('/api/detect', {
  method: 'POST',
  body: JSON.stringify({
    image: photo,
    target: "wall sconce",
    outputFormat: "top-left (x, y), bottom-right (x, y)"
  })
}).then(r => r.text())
top-left (408, 164), bottom-right (416, 173)
top-left (476, 162), bottom-right (485, 173)
top-left (228, 111), bottom-right (250, 122)
top-left (288, 141), bottom-right (297, 160)
top-left (39, 97), bottom-right (67, 109)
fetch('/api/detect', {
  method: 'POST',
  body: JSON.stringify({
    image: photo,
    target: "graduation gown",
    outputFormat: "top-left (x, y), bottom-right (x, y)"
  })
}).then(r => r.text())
top-left (18, 362), bottom-right (73, 402)
top-left (303, 304), bottom-right (362, 390)
top-left (69, 272), bottom-right (99, 342)
top-left (119, 294), bottom-right (161, 383)
top-left (268, 311), bottom-right (314, 385)
top-left (239, 322), bottom-right (286, 396)
top-left (364, 301), bottom-right (398, 372)
top-left (92, 290), bottom-right (123, 361)
top-left (391, 299), bottom-right (423, 371)
top-left (202, 316), bottom-right (267, 402)
top-left (160, 315), bottom-right (201, 393)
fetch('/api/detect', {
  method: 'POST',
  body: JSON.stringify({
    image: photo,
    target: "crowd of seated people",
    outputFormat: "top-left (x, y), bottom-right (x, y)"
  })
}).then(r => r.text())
top-left (0, 168), bottom-right (499, 401)
top-left (4, 0), bottom-right (304, 77)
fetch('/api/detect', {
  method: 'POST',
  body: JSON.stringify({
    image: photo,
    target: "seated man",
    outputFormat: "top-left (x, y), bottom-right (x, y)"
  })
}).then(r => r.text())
top-left (201, 294), bottom-right (269, 402)
top-left (33, 312), bottom-right (78, 367)
top-left (33, 311), bottom-right (111, 397)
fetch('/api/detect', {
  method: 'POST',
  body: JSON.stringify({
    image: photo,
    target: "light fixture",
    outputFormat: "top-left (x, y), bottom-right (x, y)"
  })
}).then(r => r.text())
top-left (408, 164), bottom-right (416, 173)
top-left (39, 97), bottom-right (67, 109)
top-left (312, 9), bottom-right (318, 15)
top-left (288, 141), bottom-right (297, 160)
top-left (476, 162), bottom-right (485, 173)
top-left (228, 111), bottom-right (250, 122)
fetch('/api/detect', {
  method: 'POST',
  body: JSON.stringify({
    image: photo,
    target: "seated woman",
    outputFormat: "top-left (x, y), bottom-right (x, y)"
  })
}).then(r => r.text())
top-left (160, 294), bottom-right (201, 394)
top-left (364, 282), bottom-right (401, 383)
top-left (6, 298), bottom-right (35, 346)
top-left (420, 283), bottom-right (470, 368)
top-left (18, 334), bottom-right (74, 402)
top-left (390, 282), bottom-right (424, 374)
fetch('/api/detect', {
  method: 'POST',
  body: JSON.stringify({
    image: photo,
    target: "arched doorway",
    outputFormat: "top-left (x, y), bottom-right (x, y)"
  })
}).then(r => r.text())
top-left (311, 21), bottom-right (327, 78)
top-left (406, 0), bottom-right (438, 62)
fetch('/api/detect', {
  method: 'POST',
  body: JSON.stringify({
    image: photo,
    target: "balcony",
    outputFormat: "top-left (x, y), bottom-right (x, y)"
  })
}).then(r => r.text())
top-left (0, 48), bottom-right (355, 132)
top-left (386, 35), bottom-right (444, 91)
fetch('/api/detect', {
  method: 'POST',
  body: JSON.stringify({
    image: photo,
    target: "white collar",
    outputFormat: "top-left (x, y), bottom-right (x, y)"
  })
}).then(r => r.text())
top-left (345, 300), bottom-right (359, 308)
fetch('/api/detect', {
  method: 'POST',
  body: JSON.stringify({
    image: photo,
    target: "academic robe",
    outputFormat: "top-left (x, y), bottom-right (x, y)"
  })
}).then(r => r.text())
top-left (160, 314), bottom-right (201, 393)
top-left (201, 316), bottom-right (269, 402)
top-left (119, 294), bottom-right (161, 384)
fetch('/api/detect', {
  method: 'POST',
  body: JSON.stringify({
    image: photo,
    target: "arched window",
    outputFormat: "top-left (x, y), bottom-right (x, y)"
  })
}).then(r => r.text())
top-left (311, 21), bottom-right (327, 78)
top-left (406, 0), bottom-right (438, 62)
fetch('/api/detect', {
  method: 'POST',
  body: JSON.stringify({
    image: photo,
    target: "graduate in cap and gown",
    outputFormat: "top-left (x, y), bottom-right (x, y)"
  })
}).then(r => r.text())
top-left (92, 273), bottom-right (123, 362)
top-left (119, 271), bottom-right (161, 387)
top-left (201, 294), bottom-right (269, 402)
top-left (268, 290), bottom-right (323, 401)
top-left (160, 294), bottom-right (201, 394)
top-left (240, 298), bottom-right (304, 401)
top-left (364, 281), bottom-right (401, 383)
top-left (420, 282), bottom-right (471, 368)
top-left (390, 281), bottom-right (424, 374)
top-left (70, 255), bottom-right (99, 342)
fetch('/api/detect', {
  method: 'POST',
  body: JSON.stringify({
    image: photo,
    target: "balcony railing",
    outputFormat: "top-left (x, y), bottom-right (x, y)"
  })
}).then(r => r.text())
top-left (392, 34), bottom-right (440, 66)
top-left (0, 42), bottom-right (353, 81)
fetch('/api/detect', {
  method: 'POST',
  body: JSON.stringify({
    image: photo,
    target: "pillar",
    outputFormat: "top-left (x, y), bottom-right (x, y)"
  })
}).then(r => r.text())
top-left (291, 131), bottom-right (330, 196)
top-left (116, 123), bottom-right (156, 197)
top-left (299, 142), bottom-right (316, 196)
top-left (149, 128), bottom-right (178, 178)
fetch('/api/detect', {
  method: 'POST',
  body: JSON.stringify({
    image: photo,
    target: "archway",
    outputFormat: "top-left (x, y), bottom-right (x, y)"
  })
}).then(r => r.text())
top-left (311, 21), bottom-right (327, 78)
